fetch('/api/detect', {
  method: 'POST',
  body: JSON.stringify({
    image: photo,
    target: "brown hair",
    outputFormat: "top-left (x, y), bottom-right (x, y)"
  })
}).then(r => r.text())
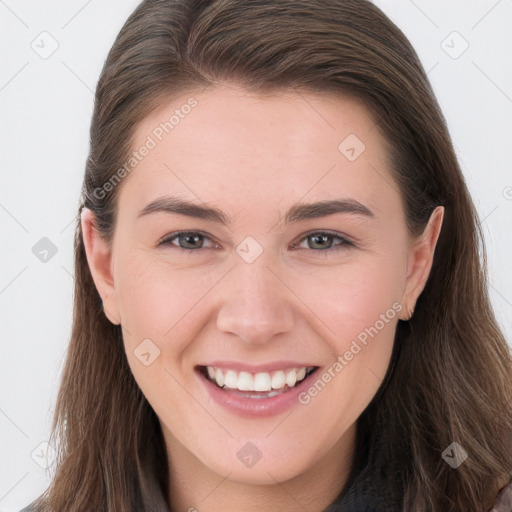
top-left (28, 0), bottom-right (512, 510)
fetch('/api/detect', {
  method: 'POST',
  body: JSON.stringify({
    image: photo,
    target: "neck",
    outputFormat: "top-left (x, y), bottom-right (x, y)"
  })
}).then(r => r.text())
top-left (163, 423), bottom-right (357, 512)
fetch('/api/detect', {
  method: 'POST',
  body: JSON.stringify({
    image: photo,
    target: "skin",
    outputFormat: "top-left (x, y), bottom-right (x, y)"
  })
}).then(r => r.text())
top-left (82, 83), bottom-right (444, 511)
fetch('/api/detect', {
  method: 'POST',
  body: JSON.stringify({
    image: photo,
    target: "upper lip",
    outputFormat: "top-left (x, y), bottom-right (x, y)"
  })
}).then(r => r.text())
top-left (196, 361), bottom-right (319, 373)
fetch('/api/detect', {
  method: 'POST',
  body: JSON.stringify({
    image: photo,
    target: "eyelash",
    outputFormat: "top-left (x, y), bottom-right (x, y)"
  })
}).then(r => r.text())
top-left (158, 230), bottom-right (356, 256)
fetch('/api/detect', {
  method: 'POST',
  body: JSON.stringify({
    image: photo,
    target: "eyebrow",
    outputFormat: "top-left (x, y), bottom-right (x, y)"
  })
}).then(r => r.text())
top-left (137, 195), bottom-right (375, 226)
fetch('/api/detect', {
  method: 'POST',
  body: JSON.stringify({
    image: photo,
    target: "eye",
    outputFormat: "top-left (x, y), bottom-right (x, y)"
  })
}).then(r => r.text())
top-left (292, 231), bottom-right (355, 255)
top-left (158, 230), bottom-right (355, 256)
top-left (158, 231), bottom-right (218, 252)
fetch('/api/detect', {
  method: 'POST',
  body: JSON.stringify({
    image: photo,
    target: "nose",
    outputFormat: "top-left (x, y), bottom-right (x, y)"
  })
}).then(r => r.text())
top-left (216, 256), bottom-right (295, 345)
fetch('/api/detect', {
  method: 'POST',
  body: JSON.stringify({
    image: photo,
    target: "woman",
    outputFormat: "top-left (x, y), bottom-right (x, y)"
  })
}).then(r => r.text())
top-left (22, 0), bottom-right (512, 510)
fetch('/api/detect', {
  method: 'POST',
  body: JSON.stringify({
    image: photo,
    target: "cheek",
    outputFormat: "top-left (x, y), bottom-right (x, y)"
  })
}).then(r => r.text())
top-left (293, 255), bottom-right (404, 403)
top-left (294, 273), bottom-right (401, 432)
top-left (112, 255), bottom-right (218, 474)
top-left (114, 251), bottom-right (219, 351)
top-left (297, 253), bottom-right (405, 341)
top-left (114, 253), bottom-right (213, 411)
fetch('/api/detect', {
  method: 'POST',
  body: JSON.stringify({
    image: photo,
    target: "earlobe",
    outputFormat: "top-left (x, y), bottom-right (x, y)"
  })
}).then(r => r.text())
top-left (399, 206), bottom-right (445, 321)
top-left (80, 207), bottom-right (121, 325)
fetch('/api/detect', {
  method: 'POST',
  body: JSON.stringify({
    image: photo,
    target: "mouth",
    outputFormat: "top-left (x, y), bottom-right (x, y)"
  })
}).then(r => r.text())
top-left (197, 365), bottom-right (319, 399)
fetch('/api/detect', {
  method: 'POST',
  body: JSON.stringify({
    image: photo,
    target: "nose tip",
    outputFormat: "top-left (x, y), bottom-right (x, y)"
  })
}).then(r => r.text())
top-left (216, 263), bottom-right (295, 345)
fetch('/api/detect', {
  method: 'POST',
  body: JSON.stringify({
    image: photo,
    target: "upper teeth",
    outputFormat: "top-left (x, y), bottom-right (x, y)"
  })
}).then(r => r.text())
top-left (206, 366), bottom-right (312, 392)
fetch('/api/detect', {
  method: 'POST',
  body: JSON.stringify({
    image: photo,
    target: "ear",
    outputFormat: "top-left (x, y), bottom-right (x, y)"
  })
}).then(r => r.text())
top-left (80, 207), bottom-right (121, 325)
top-left (399, 206), bottom-right (444, 321)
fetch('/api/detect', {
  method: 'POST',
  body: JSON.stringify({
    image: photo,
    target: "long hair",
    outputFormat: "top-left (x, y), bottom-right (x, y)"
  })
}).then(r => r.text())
top-left (28, 1), bottom-right (512, 510)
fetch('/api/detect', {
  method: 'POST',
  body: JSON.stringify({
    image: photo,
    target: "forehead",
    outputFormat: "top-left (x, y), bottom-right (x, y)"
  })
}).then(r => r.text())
top-left (119, 84), bottom-right (401, 221)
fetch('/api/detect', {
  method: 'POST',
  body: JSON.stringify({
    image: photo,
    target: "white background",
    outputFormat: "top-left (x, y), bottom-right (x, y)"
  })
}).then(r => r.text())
top-left (1, 1), bottom-right (511, 510)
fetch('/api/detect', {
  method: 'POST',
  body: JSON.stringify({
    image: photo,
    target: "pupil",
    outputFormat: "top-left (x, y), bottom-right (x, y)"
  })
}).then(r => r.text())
top-left (311, 234), bottom-right (330, 249)
top-left (183, 233), bottom-right (201, 248)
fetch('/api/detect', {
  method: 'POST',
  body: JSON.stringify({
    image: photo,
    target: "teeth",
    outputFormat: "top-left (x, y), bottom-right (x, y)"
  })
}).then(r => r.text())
top-left (271, 370), bottom-right (286, 389)
top-left (254, 372), bottom-right (272, 392)
top-left (237, 371), bottom-right (253, 391)
top-left (224, 370), bottom-right (237, 389)
top-left (205, 366), bottom-right (313, 392)
top-left (215, 368), bottom-right (225, 387)
top-left (285, 371), bottom-right (297, 388)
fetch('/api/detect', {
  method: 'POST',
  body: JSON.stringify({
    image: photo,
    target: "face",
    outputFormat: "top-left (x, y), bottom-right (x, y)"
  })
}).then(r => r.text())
top-left (82, 83), bottom-right (443, 486)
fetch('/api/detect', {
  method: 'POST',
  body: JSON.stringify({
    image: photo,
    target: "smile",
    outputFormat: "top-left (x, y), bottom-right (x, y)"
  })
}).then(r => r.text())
top-left (203, 365), bottom-right (316, 396)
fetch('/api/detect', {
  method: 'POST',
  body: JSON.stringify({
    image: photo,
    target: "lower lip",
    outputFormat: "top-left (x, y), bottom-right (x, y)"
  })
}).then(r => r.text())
top-left (196, 368), bottom-right (319, 418)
